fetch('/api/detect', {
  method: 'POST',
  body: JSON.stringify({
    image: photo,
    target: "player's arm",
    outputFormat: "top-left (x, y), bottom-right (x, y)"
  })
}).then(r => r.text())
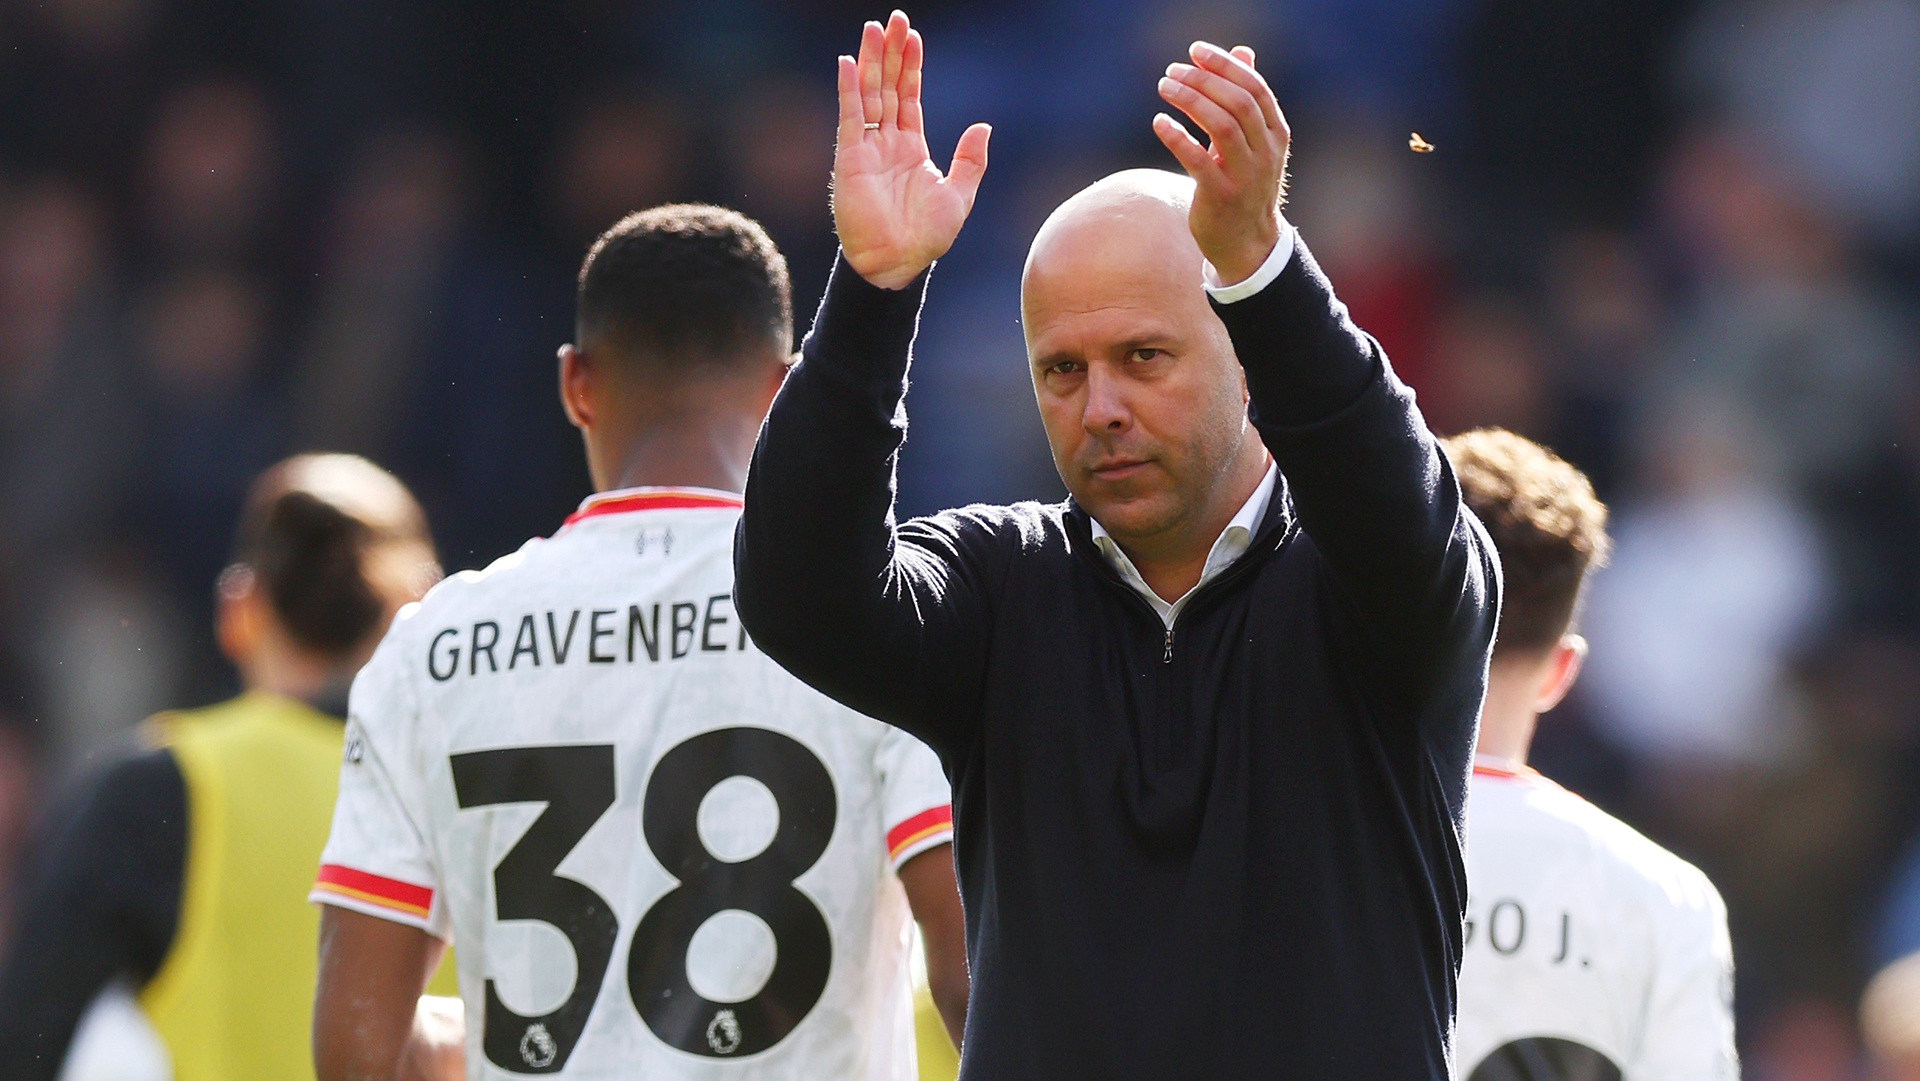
top-left (1154, 45), bottom-right (1497, 702)
top-left (313, 907), bottom-right (462, 1081)
top-left (312, 621), bottom-right (460, 1081)
top-left (735, 11), bottom-right (997, 752)
top-left (0, 748), bottom-right (185, 1081)
top-left (900, 844), bottom-right (969, 1046)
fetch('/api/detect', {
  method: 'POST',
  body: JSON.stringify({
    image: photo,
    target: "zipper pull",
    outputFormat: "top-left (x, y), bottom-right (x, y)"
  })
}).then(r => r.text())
top-left (1163, 627), bottom-right (1174, 664)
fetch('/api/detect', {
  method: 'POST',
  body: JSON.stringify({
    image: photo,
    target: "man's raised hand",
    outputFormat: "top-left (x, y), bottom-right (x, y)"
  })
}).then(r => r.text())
top-left (833, 11), bottom-right (991, 290)
top-left (1152, 43), bottom-right (1291, 288)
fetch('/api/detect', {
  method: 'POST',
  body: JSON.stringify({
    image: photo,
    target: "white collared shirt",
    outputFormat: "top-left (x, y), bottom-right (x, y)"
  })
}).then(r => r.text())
top-left (1090, 462), bottom-right (1278, 627)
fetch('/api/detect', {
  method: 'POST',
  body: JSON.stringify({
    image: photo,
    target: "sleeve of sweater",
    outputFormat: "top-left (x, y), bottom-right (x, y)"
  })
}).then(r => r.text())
top-left (1214, 232), bottom-right (1500, 715)
top-left (735, 255), bottom-right (1002, 759)
top-left (0, 747), bottom-right (187, 1081)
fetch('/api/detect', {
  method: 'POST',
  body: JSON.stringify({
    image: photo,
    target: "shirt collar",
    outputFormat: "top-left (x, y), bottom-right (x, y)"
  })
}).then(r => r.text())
top-left (1089, 462), bottom-right (1278, 626)
top-left (1472, 754), bottom-right (1546, 784)
top-left (560, 485), bottom-right (743, 529)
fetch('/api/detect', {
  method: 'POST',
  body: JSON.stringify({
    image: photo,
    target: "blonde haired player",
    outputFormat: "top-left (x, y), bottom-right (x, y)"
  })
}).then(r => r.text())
top-left (1445, 429), bottom-right (1738, 1080)
top-left (310, 204), bottom-right (967, 1081)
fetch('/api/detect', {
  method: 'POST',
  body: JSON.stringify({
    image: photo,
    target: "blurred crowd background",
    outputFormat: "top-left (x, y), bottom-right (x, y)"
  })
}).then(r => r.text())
top-left (0, 0), bottom-right (1915, 1075)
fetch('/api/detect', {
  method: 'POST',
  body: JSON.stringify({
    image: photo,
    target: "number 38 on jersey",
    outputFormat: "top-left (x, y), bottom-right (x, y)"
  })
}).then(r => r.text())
top-left (451, 728), bottom-right (836, 1073)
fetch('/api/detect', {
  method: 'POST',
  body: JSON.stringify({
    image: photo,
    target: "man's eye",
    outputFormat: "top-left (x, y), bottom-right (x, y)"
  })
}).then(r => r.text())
top-left (1049, 360), bottom-right (1080, 376)
top-left (1130, 348), bottom-right (1162, 363)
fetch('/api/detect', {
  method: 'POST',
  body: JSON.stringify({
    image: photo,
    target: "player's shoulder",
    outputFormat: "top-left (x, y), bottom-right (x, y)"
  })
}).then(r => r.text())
top-left (1475, 770), bottom-right (1724, 918)
top-left (394, 539), bottom-right (552, 626)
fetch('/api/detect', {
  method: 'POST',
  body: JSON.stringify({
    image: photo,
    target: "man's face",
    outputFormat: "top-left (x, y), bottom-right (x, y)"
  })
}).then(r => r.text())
top-left (1022, 203), bottom-right (1251, 545)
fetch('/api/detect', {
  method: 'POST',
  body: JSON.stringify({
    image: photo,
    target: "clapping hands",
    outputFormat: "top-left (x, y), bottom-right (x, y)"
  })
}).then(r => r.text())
top-left (832, 11), bottom-right (991, 290)
top-left (1153, 43), bottom-right (1291, 287)
top-left (827, 13), bottom-right (1288, 292)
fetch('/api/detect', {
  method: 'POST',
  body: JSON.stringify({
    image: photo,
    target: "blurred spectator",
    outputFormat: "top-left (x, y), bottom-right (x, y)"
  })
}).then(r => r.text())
top-left (1420, 292), bottom-right (1552, 439)
top-left (1460, 0), bottom-right (1693, 224)
top-left (1677, 0), bottom-right (1920, 247)
top-left (293, 125), bottom-right (467, 459)
top-left (1658, 128), bottom-right (1912, 493)
top-left (0, 178), bottom-right (136, 577)
top-left (0, 0), bottom-right (163, 178)
top-left (1580, 395), bottom-right (1829, 769)
top-left (138, 80), bottom-right (279, 262)
top-left (1748, 998), bottom-right (1860, 1081)
top-left (1697, 635), bottom-right (1920, 1023)
top-left (550, 86), bottom-right (691, 254)
top-left (29, 551), bottom-right (181, 774)
top-left (1286, 121), bottom-right (1445, 393)
top-left (724, 75), bottom-right (837, 316)
top-left (1657, 127), bottom-right (1916, 620)
top-left (295, 120), bottom-right (586, 571)
top-left (0, 179), bottom-right (169, 770)
top-left (131, 266), bottom-right (280, 536)
top-left (1537, 228), bottom-right (1666, 495)
top-left (0, 655), bottom-right (41, 946)
top-left (1545, 230), bottom-right (1663, 383)
top-left (37, 0), bottom-right (158, 55)
top-left (124, 265), bottom-right (283, 698)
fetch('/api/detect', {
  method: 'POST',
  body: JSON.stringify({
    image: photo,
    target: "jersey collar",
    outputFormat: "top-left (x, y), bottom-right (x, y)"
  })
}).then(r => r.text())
top-left (561, 486), bottom-right (743, 528)
top-left (1472, 754), bottom-right (1544, 782)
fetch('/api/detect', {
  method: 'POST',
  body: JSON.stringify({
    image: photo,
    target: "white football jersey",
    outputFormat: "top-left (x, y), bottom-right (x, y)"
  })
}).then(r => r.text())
top-left (1454, 759), bottom-right (1738, 1081)
top-left (313, 487), bottom-right (954, 1081)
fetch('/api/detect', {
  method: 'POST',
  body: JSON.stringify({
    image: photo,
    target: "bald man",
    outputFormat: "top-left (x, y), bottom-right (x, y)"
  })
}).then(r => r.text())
top-left (735, 11), bottom-right (1499, 1079)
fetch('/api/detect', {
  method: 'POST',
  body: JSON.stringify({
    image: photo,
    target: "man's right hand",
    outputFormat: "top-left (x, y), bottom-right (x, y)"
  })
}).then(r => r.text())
top-left (832, 10), bottom-right (990, 290)
top-left (1152, 42), bottom-right (1290, 289)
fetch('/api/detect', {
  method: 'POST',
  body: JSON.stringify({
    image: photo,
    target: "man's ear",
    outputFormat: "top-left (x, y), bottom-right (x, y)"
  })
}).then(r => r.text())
top-left (753, 351), bottom-right (798, 418)
top-left (558, 344), bottom-right (592, 431)
top-left (1533, 635), bottom-right (1588, 713)
top-left (215, 565), bottom-right (262, 668)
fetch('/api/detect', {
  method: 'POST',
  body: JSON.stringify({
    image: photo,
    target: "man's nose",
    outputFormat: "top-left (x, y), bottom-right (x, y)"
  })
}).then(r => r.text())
top-left (1082, 362), bottom-right (1131, 434)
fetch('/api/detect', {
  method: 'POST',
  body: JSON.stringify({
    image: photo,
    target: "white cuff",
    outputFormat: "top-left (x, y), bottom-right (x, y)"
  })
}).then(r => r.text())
top-left (1202, 220), bottom-right (1296, 304)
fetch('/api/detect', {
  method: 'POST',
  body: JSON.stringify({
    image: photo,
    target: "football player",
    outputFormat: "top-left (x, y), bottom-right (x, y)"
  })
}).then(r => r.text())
top-left (310, 204), bottom-right (968, 1081)
top-left (0, 453), bottom-right (450, 1081)
top-left (1446, 428), bottom-right (1738, 1081)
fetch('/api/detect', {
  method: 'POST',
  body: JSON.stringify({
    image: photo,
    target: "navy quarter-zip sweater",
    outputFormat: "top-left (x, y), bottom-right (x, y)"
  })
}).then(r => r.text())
top-left (735, 235), bottom-right (1500, 1079)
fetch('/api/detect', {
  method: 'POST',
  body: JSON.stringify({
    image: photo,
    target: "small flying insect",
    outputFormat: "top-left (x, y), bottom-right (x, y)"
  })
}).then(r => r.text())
top-left (1409, 132), bottom-right (1436, 153)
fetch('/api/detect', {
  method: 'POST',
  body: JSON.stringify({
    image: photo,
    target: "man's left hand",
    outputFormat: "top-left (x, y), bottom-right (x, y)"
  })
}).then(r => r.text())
top-left (1152, 42), bottom-right (1290, 287)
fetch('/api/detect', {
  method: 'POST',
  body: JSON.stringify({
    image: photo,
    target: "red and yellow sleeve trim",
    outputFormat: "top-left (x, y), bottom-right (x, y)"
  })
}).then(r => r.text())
top-left (887, 805), bottom-right (953, 866)
top-left (312, 864), bottom-right (434, 920)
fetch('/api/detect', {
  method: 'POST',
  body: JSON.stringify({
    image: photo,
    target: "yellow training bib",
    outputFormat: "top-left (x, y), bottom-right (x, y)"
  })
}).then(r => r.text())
top-left (139, 692), bottom-right (454, 1080)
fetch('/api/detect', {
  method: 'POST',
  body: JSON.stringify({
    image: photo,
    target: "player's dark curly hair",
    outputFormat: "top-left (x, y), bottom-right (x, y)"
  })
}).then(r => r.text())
top-left (225, 454), bottom-right (437, 656)
top-left (1444, 429), bottom-right (1612, 656)
top-left (576, 203), bottom-right (792, 370)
